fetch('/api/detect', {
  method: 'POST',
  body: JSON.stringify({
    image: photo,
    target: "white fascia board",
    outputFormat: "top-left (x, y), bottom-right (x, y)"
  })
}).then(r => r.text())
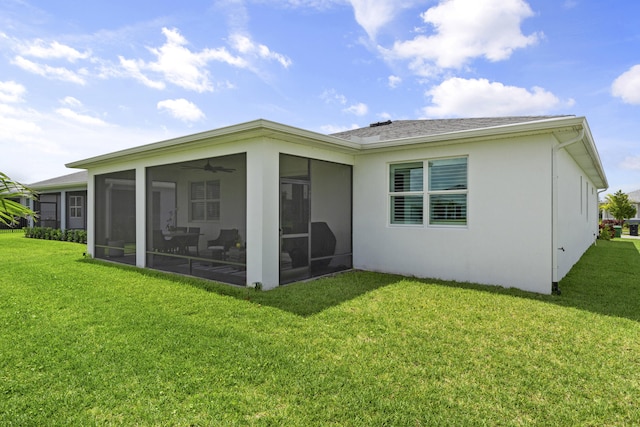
top-left (553, 118), bottom-right (608, 190)
top-left (357, 115), bottom-right (608, 190)
top-left (33, 183), bottom-right (87, 192)
top-left (64, 115), bottom-right (608, 190)
top-left (66, 119), bottom-right (360, 169)
top-left (358, 116), bottom-right (588, 152)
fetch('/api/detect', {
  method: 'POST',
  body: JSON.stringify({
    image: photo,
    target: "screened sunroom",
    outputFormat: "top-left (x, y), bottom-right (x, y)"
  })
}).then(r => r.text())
top-left (81, 120), bottom-right (356, 289)
top-left (145, 153), bottom-right (247, 284)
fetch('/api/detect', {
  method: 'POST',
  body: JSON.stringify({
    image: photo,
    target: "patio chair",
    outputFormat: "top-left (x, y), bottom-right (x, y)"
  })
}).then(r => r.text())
top-left (207, 228), bottom-right (239, 260)
top-left (153, 229), bottom-right (171, 253)
top-left (186, 227), bottom-right (200, 256)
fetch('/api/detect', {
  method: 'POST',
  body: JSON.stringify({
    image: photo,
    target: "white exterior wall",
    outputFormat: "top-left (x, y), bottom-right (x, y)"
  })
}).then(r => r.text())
top-left (353, 134), bottom-right (555, 294)
top-left (556, 147), bottom-right (599, 280)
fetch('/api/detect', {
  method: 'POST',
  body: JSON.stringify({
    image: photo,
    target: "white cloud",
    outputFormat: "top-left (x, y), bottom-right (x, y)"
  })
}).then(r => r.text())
top-left (157, 98), bottom-right (205, 122)
top-left (229, 33), bottom-right (292, 68)
top-left (116, 27), bottom-right (291, 92)
top-left (117, 56), bottom-right (166, 90)
top-left (423, 77), bottom-right (568, 117)
top-left (117, 27), bottom-right (247, 93)
top-left (55, 108), bottom-right (108, 126)
top-left (388, 75), bottom-right (402, 88)
top-left (382, 0), bottom-right (540, 74)
top-left (321, 89), bottom-right (367, 116)
top-left (321, 89), bottom-right (348, 105)
top-left (59, 96), bottom-right (83, 108)
top-left (274, 0), bottom-right (341, 9)
top-left (149, 27), bottom-right (248, 92)
top-left (343, 102), bottom-right (368, 116)
top-left (11, 56), bottom-right (87, 85)
top-left (0, 80), bottom-right (26, 103)
top-left (346, 0), bottom-right (426, 39)
top-left (0, 104), bottom-right (43, 142)
top-left (348, 0), bottom-right (403, 39)
top-left (17, 39), bottom-right (91, 62)
top-left (612, 65), bottom-right (640, 105)
top-left (620, 156), bottom-right (640, 171)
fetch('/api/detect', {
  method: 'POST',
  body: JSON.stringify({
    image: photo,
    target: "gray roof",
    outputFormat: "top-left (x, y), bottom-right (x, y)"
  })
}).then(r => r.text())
top-left (29, 171), bottom-right (88, 189)
top-left (628, 189), bottom-right (640, 203)
top-left (331, 116), bottom-right (574, 142)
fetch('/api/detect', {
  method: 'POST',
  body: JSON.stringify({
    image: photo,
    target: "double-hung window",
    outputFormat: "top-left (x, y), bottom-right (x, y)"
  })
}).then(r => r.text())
top-left (190, 180), bottom-right (220, 221)
top-left (390, 157), bottom-right (468, 226)
top-left (389, 162), bottom-right (424, 225)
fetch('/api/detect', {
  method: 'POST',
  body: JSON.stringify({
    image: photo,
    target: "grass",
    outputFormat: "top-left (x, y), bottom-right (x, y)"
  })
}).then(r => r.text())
top-left (1, 233), bottom-right (640, 425)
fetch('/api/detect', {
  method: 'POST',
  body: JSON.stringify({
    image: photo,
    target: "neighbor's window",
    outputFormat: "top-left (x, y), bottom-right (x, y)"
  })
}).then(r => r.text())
top-left (428, 157), bottom-right (467, 225)
top-left (389, 162), bottom-right (424, 225)
top-left (190, 180), bottom-right (220, 221)
top-left (69, 195), bottom-right (83, 218)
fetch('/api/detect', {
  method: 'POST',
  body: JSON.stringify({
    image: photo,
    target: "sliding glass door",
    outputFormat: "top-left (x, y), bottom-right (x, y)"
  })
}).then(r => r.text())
top-left (279, 154), bottom-right (352, 285)
top-left (280, 179), bottom-right (311, 283)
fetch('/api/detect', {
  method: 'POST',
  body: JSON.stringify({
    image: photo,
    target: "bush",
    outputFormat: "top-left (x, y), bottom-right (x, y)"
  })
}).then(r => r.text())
top-left (23, 227), bottom-right (87, 244)
top-left (598, 220), bottom-right (621, 239)
top-left (599, 225), bottom-right (613, 240)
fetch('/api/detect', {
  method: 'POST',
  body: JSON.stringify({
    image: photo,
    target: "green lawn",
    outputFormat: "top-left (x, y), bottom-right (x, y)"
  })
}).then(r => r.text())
top-left (2, 232), bottom-right (640, 425)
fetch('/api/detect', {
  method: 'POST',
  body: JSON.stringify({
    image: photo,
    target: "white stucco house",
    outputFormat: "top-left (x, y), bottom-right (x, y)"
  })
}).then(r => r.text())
top-left (26, 171), bottom-right (88, 230)
top-left (66, 115), bottom-right (607, 294)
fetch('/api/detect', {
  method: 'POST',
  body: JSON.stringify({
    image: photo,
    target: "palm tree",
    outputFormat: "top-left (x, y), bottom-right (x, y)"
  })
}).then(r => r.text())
top-left (0, 172), bottom-right (37, 227)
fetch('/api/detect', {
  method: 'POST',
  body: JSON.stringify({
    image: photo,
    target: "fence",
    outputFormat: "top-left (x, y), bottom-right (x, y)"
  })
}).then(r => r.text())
top-left (0, 217), bottom-right (28, 232)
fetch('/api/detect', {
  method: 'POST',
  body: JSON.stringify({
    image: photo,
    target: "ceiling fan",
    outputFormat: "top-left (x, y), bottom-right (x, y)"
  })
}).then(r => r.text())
top-left (181, 160), bottom-right (235, 173)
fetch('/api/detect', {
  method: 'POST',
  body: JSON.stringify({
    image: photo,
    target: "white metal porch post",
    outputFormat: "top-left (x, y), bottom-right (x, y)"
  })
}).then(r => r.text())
top-left (135, 167), bottom-right (146, 268)
top-left (245, 141), bottom-right (280, 289)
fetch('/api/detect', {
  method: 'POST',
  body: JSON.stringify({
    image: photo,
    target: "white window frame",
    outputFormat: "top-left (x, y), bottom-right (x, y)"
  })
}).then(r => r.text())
top-left (389, 162), bottom-right (424, 225)
top-left (389, 156), bottom-right (468, 227)
top-left (69, 195), bottom-right (83, 218)
top-left (190, 180), bottom-right (220, 222)
top-left (427, 157), bottom-right (468, 226)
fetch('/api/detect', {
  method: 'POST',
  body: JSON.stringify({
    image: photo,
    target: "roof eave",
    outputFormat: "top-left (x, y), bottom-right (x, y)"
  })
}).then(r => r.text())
top-left (357, 115), bottom-right (608, 190)
top-left (555, 118), bottom-right (608, 190)
top-left (358, 116), bottom-right (588, 151)
top-left (66, 119), bottom-right (360, 169)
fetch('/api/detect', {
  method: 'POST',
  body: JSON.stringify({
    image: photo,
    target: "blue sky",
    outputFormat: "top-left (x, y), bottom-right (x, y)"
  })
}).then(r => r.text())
top-left (1, 0), bottom-right (639, 194)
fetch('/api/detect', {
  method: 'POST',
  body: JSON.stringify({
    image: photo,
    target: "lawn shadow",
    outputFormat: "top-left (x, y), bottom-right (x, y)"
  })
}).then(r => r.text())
top-left (79, 239), bottom-right (640, 321)
top-left (77, 258), bottom-right (400, 317)
top-left (551, 238), bottom-right (640, 322)
top-left (413, 239), bottom-right (640, 323)
top-left (245, 271), bottom-right (402, 317)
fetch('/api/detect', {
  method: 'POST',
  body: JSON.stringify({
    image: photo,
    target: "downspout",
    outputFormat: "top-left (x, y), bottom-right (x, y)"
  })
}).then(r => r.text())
top-left (551, 128), bottom-right (584, 295)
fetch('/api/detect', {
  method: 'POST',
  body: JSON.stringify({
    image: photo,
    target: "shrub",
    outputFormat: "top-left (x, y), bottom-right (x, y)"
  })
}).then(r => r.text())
top-left (598, 220), bottom-right (620, 239)
top-left (598, 225), bottom-right (612, 240)
top-left (23, 227), bottom-right (87, 244)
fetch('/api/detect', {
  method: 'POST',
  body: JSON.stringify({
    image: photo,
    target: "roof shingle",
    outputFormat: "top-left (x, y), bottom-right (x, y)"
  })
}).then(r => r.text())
top-left (330, 116), bottom-right (574, 142)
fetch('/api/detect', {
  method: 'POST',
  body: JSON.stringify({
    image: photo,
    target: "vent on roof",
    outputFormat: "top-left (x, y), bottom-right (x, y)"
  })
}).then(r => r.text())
top-left (369, 120), bottom-right (392, 128)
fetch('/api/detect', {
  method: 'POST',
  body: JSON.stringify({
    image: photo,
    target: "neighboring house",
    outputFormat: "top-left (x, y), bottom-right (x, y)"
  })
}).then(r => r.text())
top-left (602, 189), bottom-right (640, 221)
top-left (27, 171), bottom-right (88, 230)
top-left (65, 116), bottom-right (607, 294)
